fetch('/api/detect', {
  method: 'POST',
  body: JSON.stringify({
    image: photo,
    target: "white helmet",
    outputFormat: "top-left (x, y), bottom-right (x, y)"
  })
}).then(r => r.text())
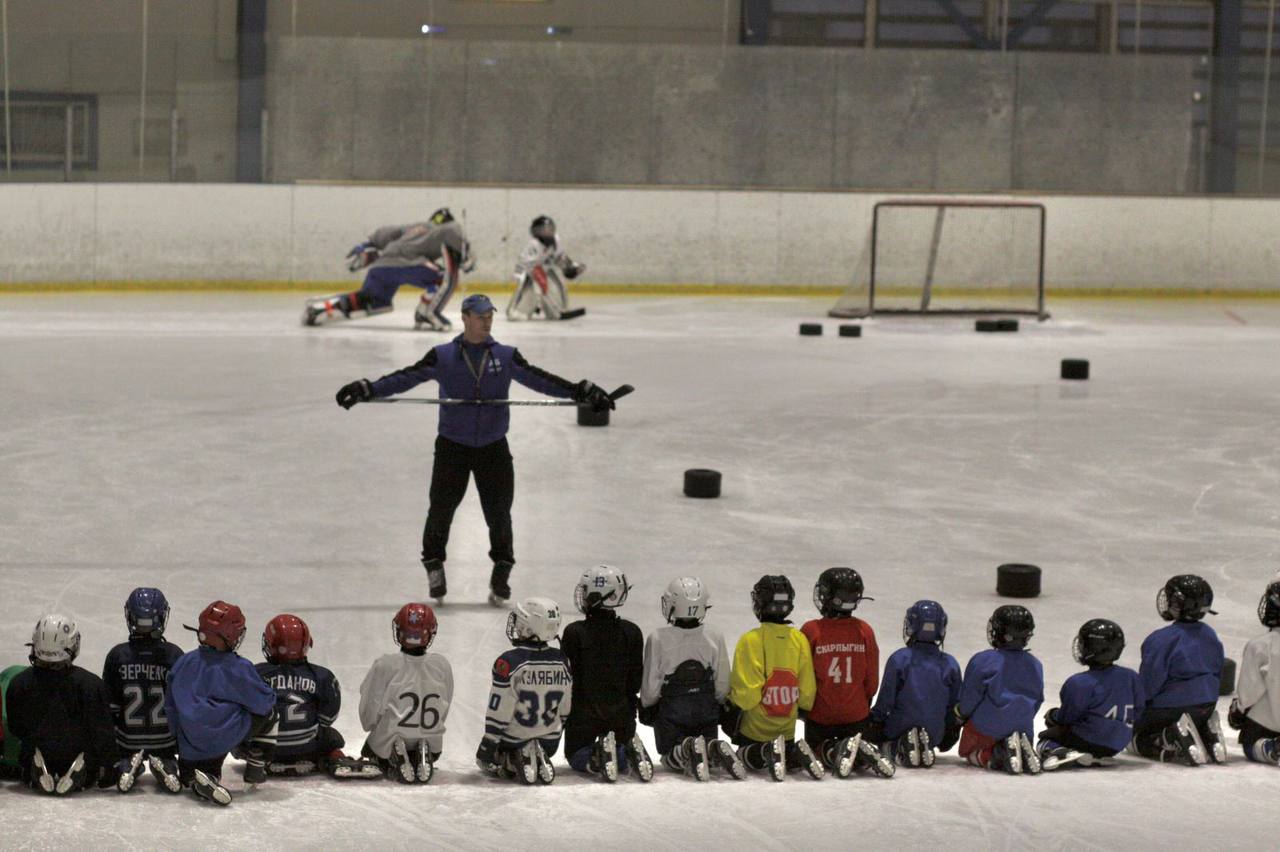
top-left (506, 597), bottom-right (563, 644)
top-left (661, 577), bottom-right (710, 625)
top-left (574, 565), bottom-right (631, 613)
top-left (29, 614), bottom-right (81, 666)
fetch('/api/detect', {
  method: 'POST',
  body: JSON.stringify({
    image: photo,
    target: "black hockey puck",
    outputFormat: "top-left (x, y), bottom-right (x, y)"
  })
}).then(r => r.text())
top-left (996, 319), bottom-right (1020, 332)
top-left (838, 324), bottom-right (862, 338)
top-left (577, 404), bottom-right (610, 427)
top-left (1061, 359), bottom-right (1090, 380)
top-left (996, 563), bottom-right (1041, 598)
top-left (799, 323), bottom-right (823, 336)
top-left (1220, 657), bottom-right (1237, 696)
top-left (684, 469), bottom-right (721, 499)
top-left (975, 319), bottom-right (1001, 332)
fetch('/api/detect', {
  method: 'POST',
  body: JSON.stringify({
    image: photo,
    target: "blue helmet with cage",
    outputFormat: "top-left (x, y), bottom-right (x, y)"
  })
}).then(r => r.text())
top-left (903, 599), bottom-right (948, 646)
top-left (125, 587), bottom-right (170, 639)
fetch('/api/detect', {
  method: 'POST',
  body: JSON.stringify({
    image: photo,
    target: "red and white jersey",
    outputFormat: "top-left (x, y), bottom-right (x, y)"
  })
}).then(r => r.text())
top-left (801, 616), bottom-right (880, 726)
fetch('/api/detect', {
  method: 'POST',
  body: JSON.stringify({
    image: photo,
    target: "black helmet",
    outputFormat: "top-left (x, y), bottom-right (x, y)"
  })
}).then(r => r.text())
top-left (987, 605), bottom-right (1035, 650)
top-left (1157, 574), bottom-right (1216, 622)
top-left (1072, 618), bottom-right (1125, 666)
top-left (1259, 580), bottom-right (1280, 628)
top-left (751, 575), bottom-right (795, 623)
top-left (813, 567), bottom-right (870, 618)
top-left (530, 215), bottom-right (556, 247)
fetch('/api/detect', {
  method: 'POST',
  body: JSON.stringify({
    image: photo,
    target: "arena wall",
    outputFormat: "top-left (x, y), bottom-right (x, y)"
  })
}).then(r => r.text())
top-left (1, 183), bottom-right (1278, 294)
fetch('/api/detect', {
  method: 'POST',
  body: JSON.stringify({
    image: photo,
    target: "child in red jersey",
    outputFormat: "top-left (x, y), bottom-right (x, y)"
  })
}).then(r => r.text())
top-left (801, 569), bottom-right (894, 778)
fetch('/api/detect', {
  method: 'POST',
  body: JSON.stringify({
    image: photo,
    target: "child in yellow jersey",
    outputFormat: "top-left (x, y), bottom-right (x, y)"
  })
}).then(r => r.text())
top-left (728, 575), bottom-right (821, 780)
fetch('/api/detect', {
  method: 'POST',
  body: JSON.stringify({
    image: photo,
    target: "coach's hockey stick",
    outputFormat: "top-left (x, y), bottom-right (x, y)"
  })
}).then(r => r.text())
top-left (369, 384), bottom-right (634, 406)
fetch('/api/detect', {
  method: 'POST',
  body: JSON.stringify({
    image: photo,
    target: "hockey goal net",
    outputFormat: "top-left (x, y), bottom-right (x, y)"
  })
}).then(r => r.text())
top-left (829, 199), bottom-right (1047, 319)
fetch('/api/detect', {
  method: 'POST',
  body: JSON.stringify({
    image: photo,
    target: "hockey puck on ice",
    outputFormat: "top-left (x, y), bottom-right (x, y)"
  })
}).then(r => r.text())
top-left (996, 319), bottom-right (1020, 332)
top-left (996, 563), bottom-right (1041, 598)
top-left (1220, 657), bottom-right (1237, 696)
top-left (838, 324), bottom-right (862, 338)
top-left (1061, 359), bottom-right (1090, 380)
top-left (975, 319), bottom-right (1001, 332)
top-left (799, 323), bottom-right (823, 336)
top-left (683, 469), bottom-right (722, 499)
top-left (577, 404), bottom-right (610, 427)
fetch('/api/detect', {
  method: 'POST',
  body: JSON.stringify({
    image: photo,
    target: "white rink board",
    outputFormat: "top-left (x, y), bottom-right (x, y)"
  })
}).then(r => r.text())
top-left (1, 294), bottom-right (1279, 850)
top-left (2, 184), bottom-right (1280, 290)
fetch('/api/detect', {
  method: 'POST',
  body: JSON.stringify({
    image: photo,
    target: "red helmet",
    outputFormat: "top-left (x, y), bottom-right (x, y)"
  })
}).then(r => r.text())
top-left (194, 600), bottom-right (246, 651)
top-left (262, 614), bottom-right (313, 663)
top-left (393, 603), bottom-right (437, 650)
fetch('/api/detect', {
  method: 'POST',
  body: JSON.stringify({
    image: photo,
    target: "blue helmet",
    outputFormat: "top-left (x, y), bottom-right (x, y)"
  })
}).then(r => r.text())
top-left (903, 600), bottom-right (948, 646)
top-left (125, 587), bottom-right (170, 639)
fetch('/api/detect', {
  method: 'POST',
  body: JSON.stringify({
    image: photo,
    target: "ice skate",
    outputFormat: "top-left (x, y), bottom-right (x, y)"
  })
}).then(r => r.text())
top-left (994, 734), bottom-right (1023, 774)
top-left (1204, 712), bottom-right (1228, 764)
top-left (623, 734), bottom-right (654, 782)
top-left (191, 769), bottom-right (232, 806)
top-left (1018, 733), bottom-right (1041, 775)
top-left (790, 738), bottom-right (824, 780)
top-left (896, 729), bottom-right (921, 768)
top-left (856, 738), bottom-right (896, 778)
top-left (1173, 713), bottom-right (1208, 766)
top-left (1040, 745), bottom-right (1086, 771)
top-left (514, 742), bottom-right (540, 785)
top-left (413, 742), bottom-right (434, 783)
top-left (590, 732), bottom-right (619, 783)
top-left (917, 728), bottom-right (936, 767)
top-left (423, 559), bottom-right (447, 601)
top-left (242, 749), bottom-right (269, 786)
top-left (414, 297), bottom-right (451, 332)
top-left (54, 752), bottom-right (86, 795)
top-left (115, 751), bottom-right (145, 793)
top-left (832, 735), bottom-right (860, 778)
top-left (390, 738), bottom-right (417, 784)
top-left (710, 738), bottom-right (747, 780)
top-left (534, 742), bottom-right (555, 785)
top-left (488, 562), bottom-right (513, 607)
top-left (148, 755), bottom-right (183, 793)
top-left (681, 736), bottom-right (709, 782)
top-left (31, 748), bottom-right (55, 794)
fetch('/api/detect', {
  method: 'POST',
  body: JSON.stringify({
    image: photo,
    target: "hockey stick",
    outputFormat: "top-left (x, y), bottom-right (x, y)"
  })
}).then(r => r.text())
top-left (369, 384), bottom-right (634, 406)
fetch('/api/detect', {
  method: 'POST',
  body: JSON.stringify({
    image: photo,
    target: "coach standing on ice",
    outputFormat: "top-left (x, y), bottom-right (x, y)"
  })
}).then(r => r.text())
top-left (335, 294), bottom-right (618, 606)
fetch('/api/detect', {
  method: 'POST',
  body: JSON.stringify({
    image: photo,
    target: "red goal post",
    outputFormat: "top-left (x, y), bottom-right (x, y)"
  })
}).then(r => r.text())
top-left (829, 198), bottom-right (1048, 320)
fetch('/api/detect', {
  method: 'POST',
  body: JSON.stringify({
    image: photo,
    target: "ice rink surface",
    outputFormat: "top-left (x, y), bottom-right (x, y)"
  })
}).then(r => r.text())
top-left (2, 292), bottom-right (1279, 851)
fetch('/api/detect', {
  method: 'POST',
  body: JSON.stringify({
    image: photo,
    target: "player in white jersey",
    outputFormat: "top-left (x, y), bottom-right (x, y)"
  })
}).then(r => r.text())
top-left (358, 603), bottom-right (453, 784)
top-left (506, 215), bottom-right (586, 321)
top-left (1230, 580), bottom-right (1280, 764)
top-left (639, 578), bottom-right (745, 781)
top-left (476, 597), bottom-right (573, 784)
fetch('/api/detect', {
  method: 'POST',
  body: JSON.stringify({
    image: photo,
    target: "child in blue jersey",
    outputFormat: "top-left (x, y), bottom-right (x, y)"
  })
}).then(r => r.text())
top-left (475, 598), bottom-right (573, 784)
top-left (1132, 574), bottom-right (1225, 765)
top-left (956, 605), bottom-right (1044, 774)
top-left (103, 587), bottom-right (184, 793)
top-left (1038, 619), bottom-right (1144, 770)
top-left (165, 601), bottom-right (279, 805)
top-left (869, 600), bottom-right (962, 768)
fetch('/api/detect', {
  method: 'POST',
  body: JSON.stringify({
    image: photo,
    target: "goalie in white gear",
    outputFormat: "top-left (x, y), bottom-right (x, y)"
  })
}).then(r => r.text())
top-left (476, 597), bottom-right (573, 784)
top-left (506, 215), bottom-right (586, 321)
top-left (358, 603), bottom-right (453, 784)
top-left (638, 578), bottom-right (745, 781)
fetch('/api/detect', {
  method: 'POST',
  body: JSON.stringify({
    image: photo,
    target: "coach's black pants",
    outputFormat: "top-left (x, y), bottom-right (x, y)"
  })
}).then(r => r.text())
top-left (422, 435), bottom-right (515, 566)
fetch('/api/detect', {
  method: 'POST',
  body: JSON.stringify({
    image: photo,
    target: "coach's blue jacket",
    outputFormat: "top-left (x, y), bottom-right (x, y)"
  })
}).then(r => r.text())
top-left (370, 335), bottom-right (578, 447)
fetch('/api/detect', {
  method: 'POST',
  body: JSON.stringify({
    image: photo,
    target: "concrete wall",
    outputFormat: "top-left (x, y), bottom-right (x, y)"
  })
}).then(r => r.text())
top-left (267, 39), bottom-right (1199, 193)
top-left (1, 183), bottom-right (1278, 292)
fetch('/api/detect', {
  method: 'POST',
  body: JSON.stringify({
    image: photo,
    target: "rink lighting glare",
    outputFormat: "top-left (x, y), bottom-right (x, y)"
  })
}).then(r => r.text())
top-left (420, 24), bottom-right (445, 34)
top-left (546, 25), bottom-right (573, 35)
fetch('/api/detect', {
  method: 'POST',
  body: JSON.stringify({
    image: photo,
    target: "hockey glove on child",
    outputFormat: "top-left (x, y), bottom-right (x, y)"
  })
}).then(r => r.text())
top-left (574, 380), bottom-right (615, 413)
top-left (336, 379), bottom-right (373, 409)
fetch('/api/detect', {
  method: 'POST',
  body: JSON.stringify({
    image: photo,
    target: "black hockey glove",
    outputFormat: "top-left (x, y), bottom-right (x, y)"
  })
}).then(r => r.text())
top-left (574, 380), bottom-right (615, 413)
top-left (1227, 699), bottom-right (1245, 730)
top-left (861, 718), bottom-right (885, 745)
top-left (1042, 707), bottom-right (1061, 728)
top-left (336, 379), bottom-right (373, 410)
top-left (637, 702), bottom-right (658, 727)
top-left (564, 261), bottom-right (585, 280)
